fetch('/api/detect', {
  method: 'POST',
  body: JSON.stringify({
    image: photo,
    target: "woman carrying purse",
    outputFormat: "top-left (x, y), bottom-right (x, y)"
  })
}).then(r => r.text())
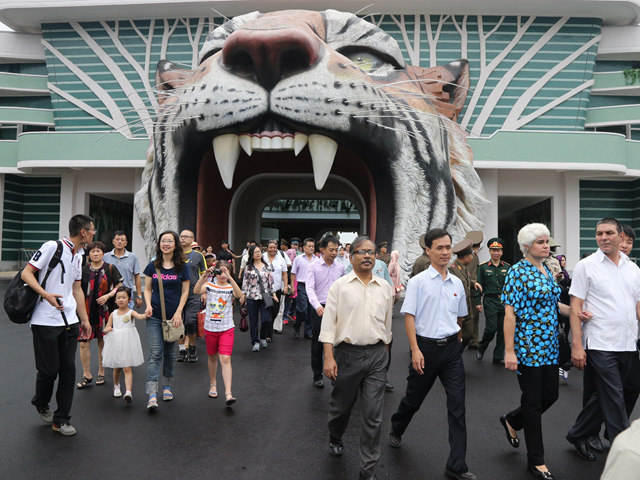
top-left (242, 245), bottom-right (278, 352)
top-left (143, 231), bottom-right (189, 411)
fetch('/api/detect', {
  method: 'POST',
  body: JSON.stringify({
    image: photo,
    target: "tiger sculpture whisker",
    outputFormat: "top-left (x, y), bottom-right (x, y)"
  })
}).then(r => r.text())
top-left (134, 9), bottom-right (487, 283)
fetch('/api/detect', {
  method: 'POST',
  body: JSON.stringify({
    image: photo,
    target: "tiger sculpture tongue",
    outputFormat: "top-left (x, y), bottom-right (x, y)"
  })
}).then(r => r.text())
top-left (135, 9), bottom-right (486, 284)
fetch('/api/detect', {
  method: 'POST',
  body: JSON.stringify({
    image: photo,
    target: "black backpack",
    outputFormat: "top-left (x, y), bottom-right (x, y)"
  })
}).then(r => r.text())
top-left (4, 241), bottom-right (65, 324)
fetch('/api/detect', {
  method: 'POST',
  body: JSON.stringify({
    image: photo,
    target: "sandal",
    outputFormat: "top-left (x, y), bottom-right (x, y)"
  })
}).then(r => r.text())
top-left (162, 386), bottom-right (174, 401)
top-left (225, 394), bottom-right (237, 407)
top-left (208, 385), bottom-right (218, 398)
top-left (95, 375), bottom-right (105, 386)
top-left (76, 376), bottom-right (93, 389)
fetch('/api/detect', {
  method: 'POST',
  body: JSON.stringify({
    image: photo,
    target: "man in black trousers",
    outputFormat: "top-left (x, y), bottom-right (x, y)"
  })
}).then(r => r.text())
top-left (389, 228), bottom-right (477, 480)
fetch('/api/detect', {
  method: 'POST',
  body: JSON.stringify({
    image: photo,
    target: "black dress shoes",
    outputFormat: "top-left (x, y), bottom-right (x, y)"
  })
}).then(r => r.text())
top-left (499, 416), bottom-right (520, 448)
top-left (329, 440), bottom-right (344, 457)
top-left (527, 465), bottom-right (555, 479)
top-left (568, 437), bottom-right (597, 461)
top-left (586, 434), bottom-right (605, 453)
top-left (445, 468), bottom-right (477, 480)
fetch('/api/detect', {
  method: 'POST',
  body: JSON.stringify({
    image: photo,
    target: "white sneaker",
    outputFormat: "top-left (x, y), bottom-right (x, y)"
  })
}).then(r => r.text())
top-left (113, 385), bottom-right (122, 398)
top-left (252, 342), bottom-right (260, 352)
top-left (260, 339), bottom-right (268, 348)
top-left (559, 368), bottom-right (569, 385)
top-left (52, 423), bottom-right (77, 436)
top-left (123, 391), bottom-right (132, 404)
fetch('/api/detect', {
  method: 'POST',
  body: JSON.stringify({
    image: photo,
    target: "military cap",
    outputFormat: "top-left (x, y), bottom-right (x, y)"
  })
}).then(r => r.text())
top-left (465, 230), bottom-right (483, 246)
top-left (453, 238), bottom-right (473, 256)
top-left (487, 237), bottom-right (504, 249)
top-left (290, 237), bottom-right (301, 245)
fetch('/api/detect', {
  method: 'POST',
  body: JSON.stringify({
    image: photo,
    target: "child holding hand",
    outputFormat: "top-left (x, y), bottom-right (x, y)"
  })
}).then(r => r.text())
top-left (194, 263), bottom-right (244, 406)
top-left (102, 287), bottom-right (146, 403)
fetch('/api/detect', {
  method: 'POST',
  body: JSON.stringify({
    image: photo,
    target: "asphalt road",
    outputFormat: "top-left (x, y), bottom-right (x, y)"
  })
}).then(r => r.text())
top-left (1, 284), bottom-right (632, 480)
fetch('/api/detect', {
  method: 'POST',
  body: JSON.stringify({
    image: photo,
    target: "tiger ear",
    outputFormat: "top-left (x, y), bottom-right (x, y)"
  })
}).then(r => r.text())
top-left (406, 59), bottom-right (470, 121)
top-left (155, 60), bottom-right (195, 105)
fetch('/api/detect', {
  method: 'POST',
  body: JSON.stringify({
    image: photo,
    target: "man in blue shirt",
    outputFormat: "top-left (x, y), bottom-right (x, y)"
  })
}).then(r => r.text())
top-left (389, 228), bottom-right (477, 480)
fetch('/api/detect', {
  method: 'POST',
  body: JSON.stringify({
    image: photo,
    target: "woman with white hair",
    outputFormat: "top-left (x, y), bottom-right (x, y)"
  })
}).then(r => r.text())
top-left (498, 223), bottom-right (565, 480)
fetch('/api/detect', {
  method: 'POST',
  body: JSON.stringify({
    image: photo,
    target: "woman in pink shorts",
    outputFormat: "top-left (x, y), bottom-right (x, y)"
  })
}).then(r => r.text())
top-left (194, 262), bottom-right (244, 406)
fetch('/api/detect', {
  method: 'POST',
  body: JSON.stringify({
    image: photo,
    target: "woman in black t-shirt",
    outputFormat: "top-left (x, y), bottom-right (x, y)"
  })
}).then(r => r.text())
top-left (143, 231), bottom-right (189, 411)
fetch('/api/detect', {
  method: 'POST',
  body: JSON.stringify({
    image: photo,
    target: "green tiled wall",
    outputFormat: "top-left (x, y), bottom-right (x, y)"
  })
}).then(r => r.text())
top-left (41, 15), bottom-right (601, 137)
top-left (2, 175), bottom-right (61, 262)
top-left (580, 179), bottom-right (640, 260)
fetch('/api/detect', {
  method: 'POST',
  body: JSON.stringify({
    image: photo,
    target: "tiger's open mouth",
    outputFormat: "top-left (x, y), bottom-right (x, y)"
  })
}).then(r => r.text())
top-left (175, 114), bottom-right (396, 244)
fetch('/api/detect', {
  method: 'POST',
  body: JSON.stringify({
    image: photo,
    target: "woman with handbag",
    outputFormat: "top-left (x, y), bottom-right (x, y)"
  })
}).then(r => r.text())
top-left (263, 240), bottom-right (289, 339)
top-left (77, 241), bottom-right (122, 390)
top-left (242, 245), bottom-right (278, 352)
top-left (143, 231), bottom-right (189, 411)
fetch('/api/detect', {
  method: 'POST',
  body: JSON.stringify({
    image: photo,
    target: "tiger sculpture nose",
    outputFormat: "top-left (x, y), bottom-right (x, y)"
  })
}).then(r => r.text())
top-left (222, 26), bottom-right (321, 90)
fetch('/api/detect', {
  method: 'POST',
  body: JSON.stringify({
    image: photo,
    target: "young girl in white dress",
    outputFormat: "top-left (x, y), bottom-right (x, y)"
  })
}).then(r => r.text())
top-left (102, 287), bottom-right (145, 403)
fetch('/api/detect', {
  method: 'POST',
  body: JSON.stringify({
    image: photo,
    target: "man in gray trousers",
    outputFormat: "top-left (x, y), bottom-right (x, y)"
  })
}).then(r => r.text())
top-left (320, 236), bottom-right (394, 480)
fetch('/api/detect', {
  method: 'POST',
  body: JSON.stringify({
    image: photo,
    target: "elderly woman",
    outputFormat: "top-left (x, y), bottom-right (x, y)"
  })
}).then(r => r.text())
top-left (499, 223), bottom-right (566, 480)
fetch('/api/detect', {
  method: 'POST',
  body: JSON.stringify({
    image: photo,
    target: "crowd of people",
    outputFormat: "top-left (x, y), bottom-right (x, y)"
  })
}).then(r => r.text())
top-left (18, 214), bottom-right (640, 480)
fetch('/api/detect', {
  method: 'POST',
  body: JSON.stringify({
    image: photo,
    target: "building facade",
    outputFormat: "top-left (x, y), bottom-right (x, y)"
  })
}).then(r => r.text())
top-left (1, 1), bottom-right (639, 268)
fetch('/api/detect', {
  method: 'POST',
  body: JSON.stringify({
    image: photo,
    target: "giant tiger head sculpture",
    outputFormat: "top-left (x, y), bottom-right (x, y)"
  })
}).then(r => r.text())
top-left (135, 9), bottom-right (486, 280)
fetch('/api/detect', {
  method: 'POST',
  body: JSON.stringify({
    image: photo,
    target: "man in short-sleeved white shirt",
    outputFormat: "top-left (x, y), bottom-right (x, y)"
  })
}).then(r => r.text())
top-left (21, 214), bottom-right (93, 436)
top-left (567, 218), bottom-right (640, 460)
top-left (390, 228), bottom-right (476, 480)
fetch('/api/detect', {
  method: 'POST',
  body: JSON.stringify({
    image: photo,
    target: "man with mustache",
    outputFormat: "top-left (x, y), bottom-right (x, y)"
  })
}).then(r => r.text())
top-left (389, 228), bottom-right (477, 480)
top-left (320, 236), bottom-right (393, 480)
top-left (566, 218), bottom-right (640, 461)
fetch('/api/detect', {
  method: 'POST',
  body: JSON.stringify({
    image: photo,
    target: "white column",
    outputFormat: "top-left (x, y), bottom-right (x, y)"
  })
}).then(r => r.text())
top-left (131, 168), bottom-right (148, 264)
top-left (58, 171), bottom-right (77, 239)
top-left (478, 169), bottom-right (498, 263)
top-left (563, 172), bottom-right (581, 270)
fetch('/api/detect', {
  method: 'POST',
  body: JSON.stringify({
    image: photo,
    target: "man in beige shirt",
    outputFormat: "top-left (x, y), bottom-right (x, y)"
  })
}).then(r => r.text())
top-left (320, 236), bottom-right (394, 480)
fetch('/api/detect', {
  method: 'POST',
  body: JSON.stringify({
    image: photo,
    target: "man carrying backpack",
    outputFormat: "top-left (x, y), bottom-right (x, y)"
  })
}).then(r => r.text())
top-left (20, 214), bottom-right (93, 436)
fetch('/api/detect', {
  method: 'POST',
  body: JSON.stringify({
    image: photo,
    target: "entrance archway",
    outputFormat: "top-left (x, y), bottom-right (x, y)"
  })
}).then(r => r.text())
top-left (229, 174), bottom-right (366, 246)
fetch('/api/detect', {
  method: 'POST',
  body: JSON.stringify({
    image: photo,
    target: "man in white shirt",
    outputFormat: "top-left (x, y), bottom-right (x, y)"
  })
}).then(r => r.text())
top-left (21, 214), bottom-right (93, 436)
top-left (291, 238), bottom-right (316, 338)
top-left (389, 228), bottom-right (477, 480)
top-left (320, 236), bottom-right (393, 480)
top-left (566, 218), bottom-right (640, 461)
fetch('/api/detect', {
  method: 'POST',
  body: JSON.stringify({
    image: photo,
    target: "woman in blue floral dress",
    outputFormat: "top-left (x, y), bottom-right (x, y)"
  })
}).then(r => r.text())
top-left (499, 223), bottom-right (567, 480)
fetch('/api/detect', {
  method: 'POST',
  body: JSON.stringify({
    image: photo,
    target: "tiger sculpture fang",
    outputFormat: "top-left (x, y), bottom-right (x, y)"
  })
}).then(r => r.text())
top-left (134, 9), bottom-right (487, 281)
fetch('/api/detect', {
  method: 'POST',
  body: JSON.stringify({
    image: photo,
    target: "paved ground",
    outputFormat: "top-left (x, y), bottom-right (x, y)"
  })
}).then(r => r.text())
top-left (1, 283), bottom-right (634, 480)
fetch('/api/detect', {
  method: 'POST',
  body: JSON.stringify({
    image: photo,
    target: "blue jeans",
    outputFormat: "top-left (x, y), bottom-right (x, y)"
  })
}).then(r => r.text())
top-left (246, 299), bottom-right (270, 345)
top-left (145, 317), bottom-right (178, 395)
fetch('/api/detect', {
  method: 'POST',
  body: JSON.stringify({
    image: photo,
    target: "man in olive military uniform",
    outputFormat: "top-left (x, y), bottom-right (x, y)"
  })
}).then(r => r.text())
top-left (449, 239), bottom-right (476, 347)
top-left (465, 231), bottom-right (483, 348)
top-left (475, 238), bottom-right (510, 364)
top-left (411, 233), bottom-right (431, 277)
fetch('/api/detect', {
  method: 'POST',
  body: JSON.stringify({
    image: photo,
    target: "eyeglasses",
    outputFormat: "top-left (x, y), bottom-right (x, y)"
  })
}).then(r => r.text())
top-left (352, 249), bottom-right (375, 256)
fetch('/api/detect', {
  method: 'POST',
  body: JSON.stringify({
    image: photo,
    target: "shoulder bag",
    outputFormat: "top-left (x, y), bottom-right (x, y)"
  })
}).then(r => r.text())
top-left (256, 266), bottom-right (274, 309)
top-left (155, 267), bottom-right (185, 342)
top-left (4, 240), bottom-right (65, 324)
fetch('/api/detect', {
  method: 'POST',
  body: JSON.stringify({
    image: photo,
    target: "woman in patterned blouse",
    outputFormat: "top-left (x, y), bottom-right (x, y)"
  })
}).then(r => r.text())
top-left (499, 223), bottom-right (569, 480)
top-left (242, 245), bottom-right (278, 352)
